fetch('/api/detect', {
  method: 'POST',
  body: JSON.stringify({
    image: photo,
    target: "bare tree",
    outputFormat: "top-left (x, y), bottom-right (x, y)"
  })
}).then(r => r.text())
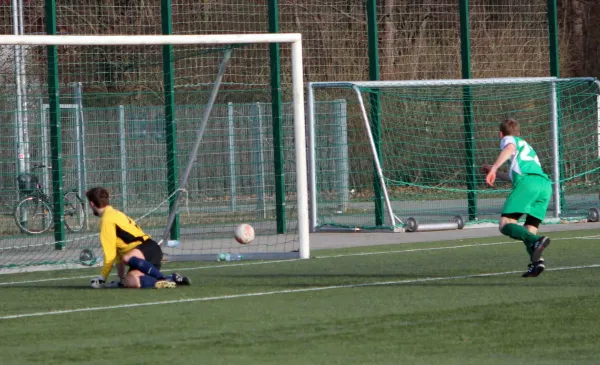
top-left (570, 0), bottom-right (586, 76)
top-left (381, 0), bottom-right (396, 79)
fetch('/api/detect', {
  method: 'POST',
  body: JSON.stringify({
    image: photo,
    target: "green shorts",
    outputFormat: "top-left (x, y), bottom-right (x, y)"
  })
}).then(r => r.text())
top-left (502, 174), bottom-right (552, 221)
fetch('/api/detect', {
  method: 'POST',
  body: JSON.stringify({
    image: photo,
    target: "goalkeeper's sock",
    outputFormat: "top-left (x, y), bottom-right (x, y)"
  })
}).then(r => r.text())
top-left (128, 257), bottom-right (166, 280)
top-left (139, 275), bottom-right (158, 289)
top-left (501, 223), bottom-right (540, 252)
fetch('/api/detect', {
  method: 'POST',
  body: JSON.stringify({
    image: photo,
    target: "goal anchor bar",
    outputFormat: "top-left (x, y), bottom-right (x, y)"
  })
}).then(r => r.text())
top-left (307, 77), bottom-right (600, 234)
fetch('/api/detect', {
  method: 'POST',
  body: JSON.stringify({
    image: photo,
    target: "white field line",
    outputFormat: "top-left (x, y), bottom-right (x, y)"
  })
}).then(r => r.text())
top-left (313, 234), bottom-right (600, 259)
top-left (1, 234), bottom-right (599, 287)
top-left (0, 259), bottom-right (298, 286)
top-left (1, 263), bottom-right (599, 321)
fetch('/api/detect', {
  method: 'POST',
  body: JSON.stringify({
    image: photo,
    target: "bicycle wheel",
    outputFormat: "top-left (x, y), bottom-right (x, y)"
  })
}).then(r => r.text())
top-left (64, 191), bottom-right (86, 232)
top-left (14, 196), bottom-right (53, 234)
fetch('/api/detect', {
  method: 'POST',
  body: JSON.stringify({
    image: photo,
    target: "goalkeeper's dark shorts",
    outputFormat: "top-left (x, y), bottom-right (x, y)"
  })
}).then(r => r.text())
top-left (135, 239), bottom-right (163, 270)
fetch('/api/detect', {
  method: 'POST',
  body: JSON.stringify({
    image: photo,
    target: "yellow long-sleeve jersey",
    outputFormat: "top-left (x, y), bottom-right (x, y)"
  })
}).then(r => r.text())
top-left (98, 205), bottom-right (151, 278)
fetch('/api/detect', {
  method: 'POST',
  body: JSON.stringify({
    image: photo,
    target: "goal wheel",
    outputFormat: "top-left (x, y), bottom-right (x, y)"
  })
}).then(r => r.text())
top-left (405, 217), bottom-right (418, 232)
top-left (588, 207), bottom-right (600, 222)
top-left (453, 215), bottom-right (465, 229)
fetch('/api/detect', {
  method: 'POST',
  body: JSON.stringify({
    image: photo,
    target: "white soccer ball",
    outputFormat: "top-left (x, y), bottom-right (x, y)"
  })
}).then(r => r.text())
top-left (234, 223), bottom-right (255, 244)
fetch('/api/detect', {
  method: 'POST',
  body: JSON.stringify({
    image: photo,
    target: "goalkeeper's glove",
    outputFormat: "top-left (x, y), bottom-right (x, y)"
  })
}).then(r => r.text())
top-left (90, 276), bottom-right (106, 289)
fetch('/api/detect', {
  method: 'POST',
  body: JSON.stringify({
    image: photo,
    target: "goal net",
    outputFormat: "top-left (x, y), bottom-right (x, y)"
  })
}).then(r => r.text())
top-left (0, 34), bottom-right (309, 274)
top-left (307, 78), bottom-right (600, 232)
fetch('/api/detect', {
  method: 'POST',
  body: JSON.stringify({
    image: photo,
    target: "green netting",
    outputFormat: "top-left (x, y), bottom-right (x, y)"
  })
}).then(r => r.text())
top-left (312, 79), bottom-right (600, 230)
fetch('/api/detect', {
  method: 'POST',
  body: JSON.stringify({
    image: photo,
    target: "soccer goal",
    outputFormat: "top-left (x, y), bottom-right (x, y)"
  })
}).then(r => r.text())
top-left (307, 77), bottom-right (600, 233)
top-left (0, 34), bottom-right (309, 274)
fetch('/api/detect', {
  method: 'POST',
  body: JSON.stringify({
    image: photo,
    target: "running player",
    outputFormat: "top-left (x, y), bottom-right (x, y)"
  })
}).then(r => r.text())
top-left (482, 119), bottom-right (552, 277)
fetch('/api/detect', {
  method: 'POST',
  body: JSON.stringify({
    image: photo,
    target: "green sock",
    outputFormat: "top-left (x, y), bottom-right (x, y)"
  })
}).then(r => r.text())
top-left (501, 223), bottom-right (540, 253)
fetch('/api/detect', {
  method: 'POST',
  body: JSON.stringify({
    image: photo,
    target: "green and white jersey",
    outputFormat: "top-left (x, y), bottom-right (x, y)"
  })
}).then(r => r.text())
top-left (500, 136), bottom-right (549, 185)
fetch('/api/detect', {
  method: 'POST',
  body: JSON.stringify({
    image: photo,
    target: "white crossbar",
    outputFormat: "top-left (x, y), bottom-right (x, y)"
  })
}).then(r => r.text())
top-left (0, 34), bottom-right (302, 46)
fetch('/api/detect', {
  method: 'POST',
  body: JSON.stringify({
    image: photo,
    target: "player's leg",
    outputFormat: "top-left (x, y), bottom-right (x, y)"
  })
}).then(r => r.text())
top-left (137, 242), bottom-right (192, 286)
top-left (122, 239), bottom-right (168, 280)
top-left (171, 272), bottom-right (192, 286)
top-left (123, 240), bottom-right (191, 286)
top-left (123, 270), bottom-right (145, 288)
top-left (500, 177), bottom-right (550, 278)
top-left (526, 177), bottom-right (553, 263)
top-left (500, 177), bottom-right (544, 253)
top-left (499, 212), bottom-right (541, 250)
top-left (501, 210), bottom-right (546, 277)
top-left (123, 270), bottom-right (176, 289)
top-left (123, 270), bottom-right (143, 288)
top-left (522, 215), bottom-right (546, 277)
top-left (499, 213), bottom-right (521, 232)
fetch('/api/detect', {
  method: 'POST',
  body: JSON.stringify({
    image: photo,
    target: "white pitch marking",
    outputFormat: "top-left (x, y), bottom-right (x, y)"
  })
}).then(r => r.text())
top-left (1, 263), bottom-right (599, 321)
top-left (0, 260), bottom-right (296, 286)
top-left (314, 234), bottom-right (600, 259)
top-left (0, 275), bottom-right (95, 286)
top-left (315, 241), bottom-right (513, 259)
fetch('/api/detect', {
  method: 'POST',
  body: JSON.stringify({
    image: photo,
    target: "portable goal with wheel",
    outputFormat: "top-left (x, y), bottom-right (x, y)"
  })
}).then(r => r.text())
top-left (307, 77), bottom-right (600, 233)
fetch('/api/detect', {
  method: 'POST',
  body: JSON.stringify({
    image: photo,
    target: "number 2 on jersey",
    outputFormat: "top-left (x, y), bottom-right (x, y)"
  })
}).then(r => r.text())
top-left (518, 140), bottom-right (541, 166)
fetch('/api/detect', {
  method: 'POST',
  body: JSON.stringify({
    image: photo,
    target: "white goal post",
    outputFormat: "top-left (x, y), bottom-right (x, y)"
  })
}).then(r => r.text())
top-left (1, 33), bottom-right (310, 260)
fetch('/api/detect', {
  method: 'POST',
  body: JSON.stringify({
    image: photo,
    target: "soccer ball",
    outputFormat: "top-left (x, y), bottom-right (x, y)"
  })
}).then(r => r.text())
top-left (234, 223), bottom-right (255, 244)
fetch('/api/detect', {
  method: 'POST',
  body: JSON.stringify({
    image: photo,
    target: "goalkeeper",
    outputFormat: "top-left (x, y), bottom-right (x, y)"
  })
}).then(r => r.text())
top-left (86, 187), bottom-right (191, 289)
top-left (482, 118), bottom-right (552, 278)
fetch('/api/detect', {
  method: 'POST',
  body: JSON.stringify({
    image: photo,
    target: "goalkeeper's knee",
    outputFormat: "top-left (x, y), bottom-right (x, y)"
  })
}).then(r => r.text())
top-left (128, 257), bottom-right (165, 279)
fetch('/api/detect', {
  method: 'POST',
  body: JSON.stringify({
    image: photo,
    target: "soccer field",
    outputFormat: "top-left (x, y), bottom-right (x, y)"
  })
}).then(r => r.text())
top-left (1, 228), bottom-right (600, 365)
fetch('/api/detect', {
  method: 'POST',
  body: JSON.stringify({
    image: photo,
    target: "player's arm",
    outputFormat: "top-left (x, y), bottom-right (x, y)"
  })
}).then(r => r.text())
top-left (485, 143), bottom-right (516, 186)
top-left (99, 219), bottom-right (118, 281)
top-left (102, 256), bottom-right (126, 289)
top-left (91, 220), bottom-right (117, 288)
top-left (481, 164), bottom-right (510, 181)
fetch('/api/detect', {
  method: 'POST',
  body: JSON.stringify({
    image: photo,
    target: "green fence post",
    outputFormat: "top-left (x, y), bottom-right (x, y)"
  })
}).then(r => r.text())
top-left (45, 0), bottom-right (65, 248)
top-left (459, 0), bottom-right (477, 221)
top-left (547, 0), bottom-right (560, 78)
top-left (547, 0), bottom-right (565, 215)
top-left (366, 0), bottom-right (384, 227)
top-left (161, 0), bottom-right (179, 240)
top-left (268, 0), bottom-right (286, 233)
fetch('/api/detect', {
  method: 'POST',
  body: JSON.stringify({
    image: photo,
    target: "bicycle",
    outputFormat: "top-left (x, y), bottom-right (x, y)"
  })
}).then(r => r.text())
top-left (14, 164), bottom-right (87, 235)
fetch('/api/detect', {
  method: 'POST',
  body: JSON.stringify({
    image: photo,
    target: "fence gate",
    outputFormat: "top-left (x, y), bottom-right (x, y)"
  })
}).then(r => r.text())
top-left (40, 103), bottom-right (86, 199)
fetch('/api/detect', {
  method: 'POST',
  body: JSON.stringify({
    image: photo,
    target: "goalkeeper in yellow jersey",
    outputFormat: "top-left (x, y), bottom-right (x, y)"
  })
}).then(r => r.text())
top-left (86, 187), bottom-right (191, 289)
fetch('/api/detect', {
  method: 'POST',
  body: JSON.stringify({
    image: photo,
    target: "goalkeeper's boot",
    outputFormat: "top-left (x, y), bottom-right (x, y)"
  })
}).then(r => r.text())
top-left (154, 279), bottom-right (177, 289)
top-left (171, 272), bottom-right (192, 286)
top-left (530, 236), bottom-right (550, 262)
top-left (522, 258), bottom-right (545, 278)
